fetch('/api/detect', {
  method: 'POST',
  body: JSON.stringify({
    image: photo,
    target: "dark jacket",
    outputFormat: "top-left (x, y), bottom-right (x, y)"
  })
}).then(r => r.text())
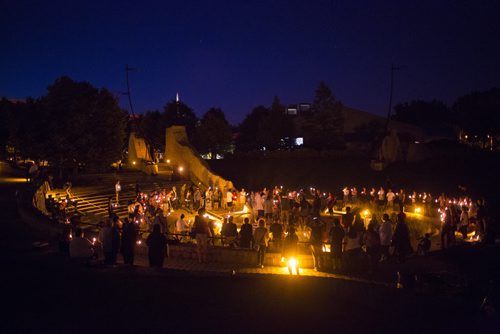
top-left (146, 225), bottom-right (167, 267)
top-left (121, 222), bottom-right (138, 256)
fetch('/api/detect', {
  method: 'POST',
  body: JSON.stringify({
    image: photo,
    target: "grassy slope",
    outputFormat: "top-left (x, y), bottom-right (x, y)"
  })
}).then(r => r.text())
top-left (208, 146), bottom-right (500, 215)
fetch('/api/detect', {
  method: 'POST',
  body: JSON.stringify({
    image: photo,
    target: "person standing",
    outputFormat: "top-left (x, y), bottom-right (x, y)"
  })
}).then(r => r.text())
top-left (459, 205), bottom-right (469, 240)
top-left (121, 218), bottom-right (138, 265)
top-left (115, 180), bottom-right (121, 205)
top-left (377, 187), bottom-right (386, 210)
top-left (69, 228), bottom-right (96, 263)
top-left (99, 219), bottom-right (120, 265)
top-left (280, 193), bottom-right (291, 225)
top-left (386, 189), bottom-right (396, 211)
top-left (239, 188), bottom-right (247, 211)
top-left (308, 217), bottom-right (325, 271)
top-left (226, 189), bottom-right (234, 212)
top-left (397, 189), bottom-right (406, 212)
top-left (326, 192), bottom-right (336, 216)
top-left (222, 216), bottom-right (238, 248)
top-left (379, 214), bottom-right (393, 262)
top-left (282, 226), bottom-right (300, 275)
top-left (364, 218), bottom-right (381, 272)
top-left (192, 209), bottom-right (211, 263)
top-left (239, 217), bottom-right (253, 249)
top-left (146, 224), bottom-right (168, 268)
top-left (342, 186), bottom-right (350, 207)
top-left (343, 226), bottom-right (362, 273)
top-left (254, 192), bottom-right (264, 219)
top-left (263, 195), bottom-right (273, 223)
top-left (342, 207), bottom-right (354, 231)
top-left (329, 218), bottom-right (345, 272)
top-left (312, 191), bottom-right (321, 218)
top-left (392, 213), bottom-right (412, 263)
top-left (107, 196), bottom-right (115, 220)
top-left (193, 187), bottom-right (202, 211)
top-left (175, 213), bottom-right (190, 241)
top-left (270, 219), bottom-right (283, 251)
top-left (253, 219), bottom-right (269, 268)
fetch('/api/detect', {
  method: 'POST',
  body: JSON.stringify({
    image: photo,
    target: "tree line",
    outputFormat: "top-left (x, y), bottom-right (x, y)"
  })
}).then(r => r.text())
top-left (137, 81), bottom-right (344, 155)
top-left (391, 89), bottom-right (500, 143)
top-left (0, 76), bottom-right (127, 173)
top-left (1, 75), bottom-right (498, 172)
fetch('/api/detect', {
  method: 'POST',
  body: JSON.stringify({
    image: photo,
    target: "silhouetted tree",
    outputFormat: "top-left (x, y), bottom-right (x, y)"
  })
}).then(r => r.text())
top-left (138, 110), bottom-right (165, 151)
top-left (299, 82), bottom-right (344, 149)
top-left (2, 78), bottom-right (128, 172)
top-left (196, 108), bottom-right (232, 158)
top-left (257, 96), bottom-right (295, 150)
top-left (453, 88), bottom-right (500, 141)
top-left (235, 105), bottom-right (269, 151)
top-left (392, 99), bottom-right (453, 136)
top-left (0, 99), bottom-right (10, 157)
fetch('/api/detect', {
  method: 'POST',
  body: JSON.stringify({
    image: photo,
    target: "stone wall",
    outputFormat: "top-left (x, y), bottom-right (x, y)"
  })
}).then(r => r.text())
top-left (128, 132), bottom-right (158, 175)
top-left (164, 126), bottom-right (234, 190)
top-left (136, 243), bottom-right (315, 268)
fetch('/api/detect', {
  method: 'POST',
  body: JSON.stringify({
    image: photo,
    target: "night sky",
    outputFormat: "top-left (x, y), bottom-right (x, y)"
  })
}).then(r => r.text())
top-left (2, 0), bottom-right (499, 125)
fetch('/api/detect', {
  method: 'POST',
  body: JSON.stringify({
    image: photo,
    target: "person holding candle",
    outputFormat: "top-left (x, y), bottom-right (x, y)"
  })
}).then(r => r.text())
top-left (115, 180), bottom-right (121, 205)
top-left (69, 228), bottom-right (96, 264)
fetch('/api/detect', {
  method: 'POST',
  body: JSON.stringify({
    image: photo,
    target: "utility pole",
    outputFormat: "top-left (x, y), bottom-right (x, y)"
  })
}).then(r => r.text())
top-left (384, 64), bottom-right (402, 132)
top-left (125, 64), bottom-right (136, 117)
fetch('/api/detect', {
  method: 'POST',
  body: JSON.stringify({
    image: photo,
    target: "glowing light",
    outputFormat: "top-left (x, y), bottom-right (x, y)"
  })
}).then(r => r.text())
top-left (287, 257), bottom-right (299, 274)
top-left (92, 237), bottom-right (96, 244)
top-left (414, 207), bottom-right (422, 214)
top-left (363, 209), bottom-right (370, 217)
top-left (166, 159), bottom-right (170, 164)
top-left (178, 166), bottom-right (184, 172)
top-left (0, 177), bottom-right (26, 183)
top-left (136, 240), bottom-right (142, 245)
top-left (132, 161), bottom-right (136, 165)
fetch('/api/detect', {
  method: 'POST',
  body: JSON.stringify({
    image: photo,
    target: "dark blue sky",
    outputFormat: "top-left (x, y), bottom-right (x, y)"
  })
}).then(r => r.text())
top-left (2, 0), bottom-right (499, 125)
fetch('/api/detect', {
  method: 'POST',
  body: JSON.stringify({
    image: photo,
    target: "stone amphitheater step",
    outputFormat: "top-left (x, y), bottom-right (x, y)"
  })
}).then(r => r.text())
top-left (70, 181), bottom-right (185, 226)
top-left (50, 171), bottom-right (188, 229)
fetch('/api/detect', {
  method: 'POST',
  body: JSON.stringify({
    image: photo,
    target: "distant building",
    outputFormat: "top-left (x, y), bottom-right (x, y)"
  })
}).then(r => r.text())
top-left (286, 103), bottom-right (311, 115)
top-left (284, 102), bottom-right (427, 143)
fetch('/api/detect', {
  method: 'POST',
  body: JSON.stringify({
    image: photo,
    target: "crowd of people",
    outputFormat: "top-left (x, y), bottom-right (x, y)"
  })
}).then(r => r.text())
top-left (53, 176), bottom-right (491, 274)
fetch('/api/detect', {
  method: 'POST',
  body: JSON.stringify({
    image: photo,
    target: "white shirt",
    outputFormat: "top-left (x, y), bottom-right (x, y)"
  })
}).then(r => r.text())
top-left (378, 189), bottom-right (385, 200)
top-left (176, 219), bottom-right (189, 233)
top-left (226, 191), bottom-right (233, 203)
top-left (386, 191), bottom-right (396, 202)
top-left (379, 221), bottom-right (393, 246)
